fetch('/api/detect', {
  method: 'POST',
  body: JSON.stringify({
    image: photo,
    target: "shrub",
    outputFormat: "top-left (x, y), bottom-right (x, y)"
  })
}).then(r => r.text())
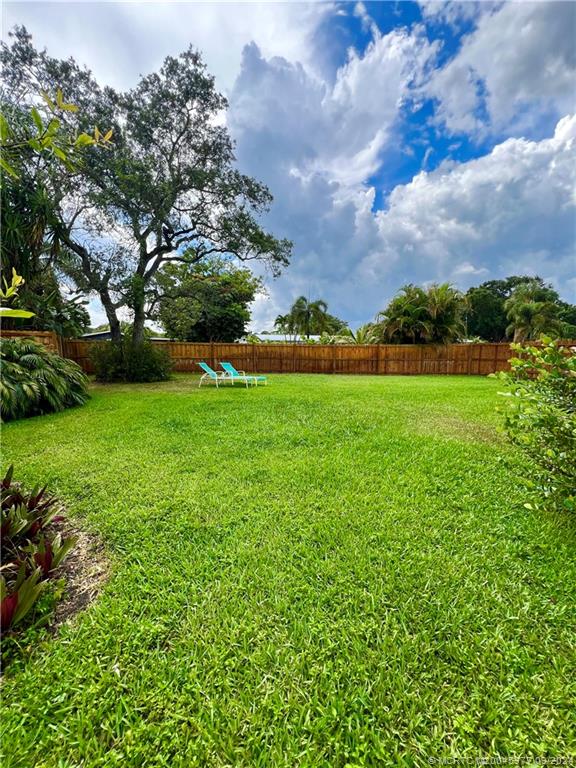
top-left (1, 466), bottom-right (76, 635)
top-left (494, 338), bottom-right (576, 514)
top-left (0, 338), bottom-right (89, 421)
top-left (90, 338), bottom-right (172, 383)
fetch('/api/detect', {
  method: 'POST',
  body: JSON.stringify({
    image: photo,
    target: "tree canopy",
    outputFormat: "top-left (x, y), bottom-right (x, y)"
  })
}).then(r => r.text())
top-left (153, 257), bottom-right (261, 342)
top-left (374, 283), bottom-right (467, 344)
top-left (1, 27), bottom-right (291, 347)
top-left (504, 279), bottom-right (565, 342)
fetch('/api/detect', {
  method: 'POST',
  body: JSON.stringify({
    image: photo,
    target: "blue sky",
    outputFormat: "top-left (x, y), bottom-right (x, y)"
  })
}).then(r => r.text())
top-left (4, 1), bottom-right (576, 330)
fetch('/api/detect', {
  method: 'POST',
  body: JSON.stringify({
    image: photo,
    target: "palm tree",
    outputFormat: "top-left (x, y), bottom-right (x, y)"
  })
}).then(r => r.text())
top-left (287, 296), bottom-right (329, 338)
top-left (425, 283), bottom-right (467, 343)
top-left (274, 313), bottom-right (296, 340)
top-left (333, 323), bottom-right (378, 344)
top-left (374, 283), bottom-right (467, 344)
top-left (504, 282), bottom-right (563, 341)
top-left (375, 284), bottom-right (431, 343)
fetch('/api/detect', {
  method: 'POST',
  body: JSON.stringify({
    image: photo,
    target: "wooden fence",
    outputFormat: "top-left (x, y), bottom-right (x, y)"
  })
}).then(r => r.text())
top-left (59, 339), bottom-right (520, 376)
top-left (1, 329), bottom-right (63, 354)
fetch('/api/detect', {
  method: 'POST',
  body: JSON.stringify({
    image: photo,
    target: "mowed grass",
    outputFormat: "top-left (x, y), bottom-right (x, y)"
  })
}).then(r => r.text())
top-left (2, 374), bottom-right (575, 766)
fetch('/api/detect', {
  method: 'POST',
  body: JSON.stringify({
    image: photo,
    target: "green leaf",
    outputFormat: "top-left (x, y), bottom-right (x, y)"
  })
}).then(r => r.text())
top-left (31, 107), bottom-right (44, 133)
top-left (0, 155), bottom-right (19, 179)
top-left (0, 308), bottom-right (35, 318)
top-left (0, 113), bottom-right (10, 142)
top-left (74, 133), bottom-right (94, 147)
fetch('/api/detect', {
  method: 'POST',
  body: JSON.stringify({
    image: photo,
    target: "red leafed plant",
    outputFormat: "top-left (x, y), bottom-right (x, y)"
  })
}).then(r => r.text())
top-left (0, 466), bottom-right (76, 635)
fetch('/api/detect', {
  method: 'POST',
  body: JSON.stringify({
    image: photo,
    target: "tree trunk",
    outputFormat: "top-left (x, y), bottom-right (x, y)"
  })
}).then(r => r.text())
top-left (101, 292), bottom-right (122, 344)
top-left (131, 303), bottom-right (146, 346)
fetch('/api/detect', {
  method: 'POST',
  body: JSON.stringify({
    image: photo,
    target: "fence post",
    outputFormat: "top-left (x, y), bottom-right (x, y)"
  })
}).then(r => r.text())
top-left (292, 343), bottom-right (296, 373)
top-left (332, 344), bottom-right (336, 374)
top-left (210, 341), bottom-right (215, 370)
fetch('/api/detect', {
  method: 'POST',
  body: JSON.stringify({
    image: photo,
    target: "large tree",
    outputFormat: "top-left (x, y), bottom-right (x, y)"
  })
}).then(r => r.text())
top-left (153, 257), bottom-right (261, 342)
top-left (504, 280), bottom-right (564, 342)
top-left (466, 276), bottom-right (546, 341)
top-left (1, 27), bottom-right (291, 347)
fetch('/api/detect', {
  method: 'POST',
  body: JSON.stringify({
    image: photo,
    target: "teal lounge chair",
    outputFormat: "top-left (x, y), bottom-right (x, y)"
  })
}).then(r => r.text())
top-left (220, 362), bottom-right (267, 386)
top-left (197, 362), bottom-right (228, 388)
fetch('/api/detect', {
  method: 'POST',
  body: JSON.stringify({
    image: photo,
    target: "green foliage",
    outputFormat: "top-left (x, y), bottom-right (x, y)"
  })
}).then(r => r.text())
top-left (1, 466), bottom-right (76, 636)
top-left (0, 338), bottom-right (89, 421)
top-left (465, 276), bottom-right (540, 341)
top-left (275, 296), bottom-right (346, 339)
top-left (320, 323), bottom-right (378, 345)
top-left (0, 566), bottom-right (45, 635)
top-left (90, 338), bottom-right (172, 383)
top-left (1, 28), bottom-right (291, 348)
top-left (0, 83), bottom-right (106, 337)
top-left (0, 88), bottom-right (108, 179)
top-left (504, 280), bottom-right (565, 342)
top-left (155, 257), bottom-right (261, 342)
top-left (2, 376), bottom-right (575, 760)
top-left (0, 268), bottom-right (34, 319)
top-left (494, 338), bottom-right (576, 513)
top-left (375, 283), bottom-right (466, 344)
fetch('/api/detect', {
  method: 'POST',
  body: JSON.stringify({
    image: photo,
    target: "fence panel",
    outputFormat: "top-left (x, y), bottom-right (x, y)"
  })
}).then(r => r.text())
top-left (30, 337), bottom-right (574, 376)
top-left (1, 329), bottom-right (62, 354)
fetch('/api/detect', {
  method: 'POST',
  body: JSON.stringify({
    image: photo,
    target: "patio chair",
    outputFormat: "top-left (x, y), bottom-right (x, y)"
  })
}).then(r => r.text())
top-left (220, 361), bottom-right (268, 386)
top-left (197, 362), bottom-right (228, 388)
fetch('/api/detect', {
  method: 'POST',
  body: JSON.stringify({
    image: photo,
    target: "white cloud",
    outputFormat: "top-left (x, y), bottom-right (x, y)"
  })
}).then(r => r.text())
top-left (251, 110), bottom-right (576, 328)
top-left (3, 1), bottom-right (330, 94)
top-left (228, 29), bottom-right (438, 329)
top-left (427, 1), bottom-right (576, 136)
top-left (362, 114), bottom-right (576, 296)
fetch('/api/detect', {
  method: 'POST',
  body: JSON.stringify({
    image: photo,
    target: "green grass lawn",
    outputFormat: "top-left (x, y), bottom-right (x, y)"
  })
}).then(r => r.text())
top-left (2, 375), bottom-right (575, 766)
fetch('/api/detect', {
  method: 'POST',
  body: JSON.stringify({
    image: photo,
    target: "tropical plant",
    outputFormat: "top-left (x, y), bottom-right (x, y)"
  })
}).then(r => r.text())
top-left (319, 324), bottom-right (377, 345)
top-left (0, 338), bottom-right (89, 420)
top-left (426, 282), bottom-right (468, 343)
top-left (1, 82), bottom-right (109, 336)
top-left (465, 276), bottom-right (544, 341)
top-left (1, 465), bottom-right (76, 636)
top-left (1, 466), bottom-right (61, 551)
top-left (290, 296), bottom-right (328, 338)
top-left (494, 338), bottom-right (576, 514)
top-left (375, 283), bottom-right (466, 344)
top-left (375, 284), bottom-right (430, 343)
top-left (90, 338), bottom-right (172, 383)
top-left (277, 296), bottom-right (346, 339)
top-left (273, 313), bottom-right (297, 340)
top-left (504, 280), bottom-right (564, 342)
top-left (0, 268), bottom-right (34, 319)
top-left (1, 566), bottom-right (45, 634)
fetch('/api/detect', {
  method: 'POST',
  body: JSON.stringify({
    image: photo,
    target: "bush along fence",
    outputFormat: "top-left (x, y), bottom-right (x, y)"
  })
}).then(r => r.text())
top-left (4, 331), bottom-right (573, 376)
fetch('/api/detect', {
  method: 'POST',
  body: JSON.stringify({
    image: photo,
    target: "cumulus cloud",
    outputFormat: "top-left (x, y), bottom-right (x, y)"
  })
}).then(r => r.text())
top-left (228, 22), bottom-right (575, 330)
top-left (228, 28), bottom-right (439, 329)
top-left (427, 1), bottom-right (576, 137)
top-left (361, 114), bottom-right (576, 298)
